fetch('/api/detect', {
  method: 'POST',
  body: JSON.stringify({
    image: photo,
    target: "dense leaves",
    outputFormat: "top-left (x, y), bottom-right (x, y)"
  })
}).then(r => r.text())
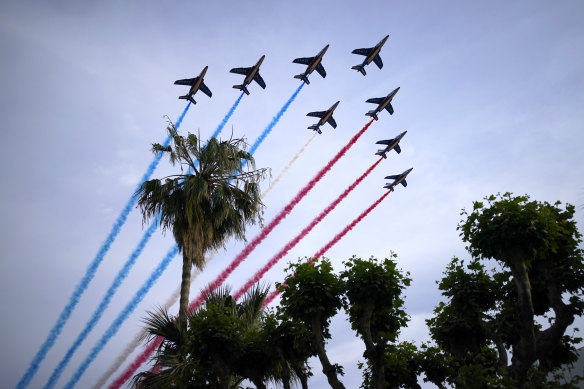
top-left (427, 193), bottom-right (584, 388)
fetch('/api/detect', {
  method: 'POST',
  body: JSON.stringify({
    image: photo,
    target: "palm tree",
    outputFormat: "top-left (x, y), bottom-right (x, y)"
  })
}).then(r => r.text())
top-left (136, 123), bottom-right (268, 329)
top-left (132, 284), bottom-right (271, 389)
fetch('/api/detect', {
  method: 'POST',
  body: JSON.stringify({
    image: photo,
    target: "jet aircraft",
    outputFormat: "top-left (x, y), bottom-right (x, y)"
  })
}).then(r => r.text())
top-left (230, 55), bottom-right (266, 95)
top-left (174, 66), bottom-right (212, 104)
top-left (376, 130), bottom-right (407, 158)
top-left (351, 35), bottom-right (389, 76)
top-left (293, 44), bottom-right (329, 84)
top-left (306, 101), bottom-right (340, 134)
top-left (384, 168), bottom-right (413, 191)
top-left (365, 87), bottom-right (400, 120)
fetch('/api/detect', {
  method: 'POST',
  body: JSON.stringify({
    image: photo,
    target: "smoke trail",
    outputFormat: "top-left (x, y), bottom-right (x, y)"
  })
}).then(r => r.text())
top-left (248, 82), bottom-right (304, 156)
top-left (16, 102), bottom-right (191, 389)
top-left (91, 263), bottom-right (204, 389)
top-left (111, 89), bottom-right (341, 389)
top-left (63, 244), bottom-right (179, 389)
top-left (49, 92), bottom-right (243, 388)
top-left (233, 157), bottom-right (383, 300)
top-left (44, 219), bottom-right (160, 389)
top-left (262, 133), bottom-right (317, 199)
top-left (72, 93), bottom-right (242, 388)
top-left (263, 189), bottom-right (393, 307)
top-left (187, 119), bottom-right (374, 313)
top-left (313, 189), bottom-right (392, 259)
top-left (213, 92), bottom-right (244, 138)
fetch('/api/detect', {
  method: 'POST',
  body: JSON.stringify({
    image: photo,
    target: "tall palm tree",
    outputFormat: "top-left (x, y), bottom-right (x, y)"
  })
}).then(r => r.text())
top-left (136, 124), bottom-right (267, 329)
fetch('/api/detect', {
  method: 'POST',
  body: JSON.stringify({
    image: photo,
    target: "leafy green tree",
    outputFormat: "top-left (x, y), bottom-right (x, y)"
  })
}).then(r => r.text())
top-left (262, 312), bottom-right (314, 389)
top-left (132, 284), bottom-right (270, 389)
top-left (340, 255), bottom-right (411, 389)
top-left (277, 259), bottom-right (347, 389)
top-left (136, 124), bottom-right (267, 328)
top-left (427, 193), bottom-right (584, 388)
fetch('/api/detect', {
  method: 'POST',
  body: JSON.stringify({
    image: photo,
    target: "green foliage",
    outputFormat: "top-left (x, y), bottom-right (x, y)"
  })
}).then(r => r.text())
top-left (137, 125), bottom-right (268, 268)
top-left (341, 255), bottom-right (411, 343)
top-left (427, 193), bottom-right (584, 388)
top-left (277, 258), bottom-right (344, 330)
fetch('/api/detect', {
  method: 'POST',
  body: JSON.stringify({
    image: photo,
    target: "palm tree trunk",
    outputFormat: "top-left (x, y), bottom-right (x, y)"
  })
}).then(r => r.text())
top-left (178, 251), bottom-right (192, 330)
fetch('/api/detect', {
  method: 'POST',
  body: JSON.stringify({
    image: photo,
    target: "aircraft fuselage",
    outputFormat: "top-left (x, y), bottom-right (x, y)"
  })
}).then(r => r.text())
top-left (306, 44), bottom-right (329, 75)
top-left (243, 55), bottom-right (265, 87)
top-left (188, 66), bottom-right (208, 95)
top-left (317, 101), bottom-right (339, 126)
top-left (376, 87), bottom-right (399, 111)
top-left (362, 35), bottom-right (388, 65)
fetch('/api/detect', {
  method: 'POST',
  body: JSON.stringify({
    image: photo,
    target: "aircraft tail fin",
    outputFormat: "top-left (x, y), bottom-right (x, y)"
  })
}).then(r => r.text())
top-left (351, 65), bottom-right (366, 76)
top-left (375, 150), bottom-right (387, 158)
top-left (179, 95), bottom-right (196, 104)
top-left (307, 125), bottom-right (322, 134)
top-left (232, 85), bottom-right (250, 95)
top-left (294, 74), bottom-right (310, 84)
top-left (365, 111), bottom-right (378, 120)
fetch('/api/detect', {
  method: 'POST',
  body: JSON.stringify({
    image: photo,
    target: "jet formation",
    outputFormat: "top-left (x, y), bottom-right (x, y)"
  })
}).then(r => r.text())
top-left (365, 87), bottom-right (400, 120)
top-left (230, 55), bottom-right (267, 95)
top-left (306, 101), bottom-right (340, 134)
top-left (376, 131), bottom-right (407, 158)
top-left (351, 35), bottom-right (389, 76)
top-left (174, 66), bottom-right (212, 105)
top-left (292, 44), bottom-right (329, 84)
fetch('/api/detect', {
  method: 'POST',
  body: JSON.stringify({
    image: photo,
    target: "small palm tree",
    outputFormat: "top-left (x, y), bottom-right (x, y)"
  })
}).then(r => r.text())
top-left (136, 123), bottom-right (268, 329)
top-left (132, 284), bottom-right (271, 389)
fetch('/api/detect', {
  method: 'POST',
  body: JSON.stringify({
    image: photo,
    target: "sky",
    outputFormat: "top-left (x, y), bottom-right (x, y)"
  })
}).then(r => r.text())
top-left (1, 0), bottom-right (583, 388)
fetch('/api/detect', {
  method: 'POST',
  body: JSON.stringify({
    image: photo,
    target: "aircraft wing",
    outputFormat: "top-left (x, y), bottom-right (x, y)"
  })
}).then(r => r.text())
top-left (373, 55), bottom-right (383, 69)
top-left (366, 97), bottom-right (384, 104)
top-left (200, 82), bottom-right (212, 98)
top-left (385, 103), bottom-right (394, 115)
top-left (315, 63), bottom-right (326, 78)
top-left (254, 73), bottom-right (266, 89)
top-left (307, 111), bottom-right (325, 118)
top-left (174, 78), bottom-right (195, 86)
top-left (376, 139), bottom-right (394, 145)
top-left (352, 48), bottom-right (372, 56)
top-left (385, 175), bottom-right (399, 180)
top-left (327, 117), bottom-right (337, 129)
top-left (401, 179), bottom-right (407, 187)
top-left (394, 144), bottom-right (401, 154)
top-left (230, 67), bottom-right (251, 75)
top-left (293, 57), bottom-right (313, 65)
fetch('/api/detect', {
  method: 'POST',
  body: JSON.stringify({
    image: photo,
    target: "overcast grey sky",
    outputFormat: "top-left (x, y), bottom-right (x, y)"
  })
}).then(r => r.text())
top-left (1, 0), bottom-right (583, 388)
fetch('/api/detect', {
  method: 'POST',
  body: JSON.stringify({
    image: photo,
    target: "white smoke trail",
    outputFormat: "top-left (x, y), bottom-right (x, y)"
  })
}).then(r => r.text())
top-left (262, 132), bottom-right (317, 199)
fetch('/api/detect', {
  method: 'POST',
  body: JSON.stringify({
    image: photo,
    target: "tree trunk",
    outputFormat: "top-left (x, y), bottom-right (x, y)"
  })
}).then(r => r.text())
top-left (291, 364), bottom-right (309, 389)
top-left (358, 300), bottom-right (385, 389)
top-left (278, 349), bottom-right (291, 389)
top-left (310, 316), bottom-right (346, 389)
top-left (507, 252), bottom-right (536, 385)
top-left (178, 251), bottom-right (192, 331)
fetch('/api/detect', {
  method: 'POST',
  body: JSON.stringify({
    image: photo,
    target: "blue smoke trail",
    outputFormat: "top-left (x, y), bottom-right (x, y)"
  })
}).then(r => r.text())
top-left (44, 92), bottom-right (243, 389)
top-left (213, 92), bottom-right (244, 138)
top-left (248, 82), bottom-right (304, 156)
top-left (63, 245), bottom-right (180, 389)
top-left (43, 220), bottom-right (159, 389)
top-left (43, 94), bottom-right (244, 388)
top-left (54, 94), bottom-right (244, 387)
top-left (16, 102), bottom-right (191, 389)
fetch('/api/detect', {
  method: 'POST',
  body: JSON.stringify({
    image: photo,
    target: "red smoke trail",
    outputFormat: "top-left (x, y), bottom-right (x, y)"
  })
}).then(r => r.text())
top-left (262, 189), bottom-right (393, 307)
top-left (109, 119), bottom-right (374, 388)
top-left (233, 157), bottom-right (383, 300)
